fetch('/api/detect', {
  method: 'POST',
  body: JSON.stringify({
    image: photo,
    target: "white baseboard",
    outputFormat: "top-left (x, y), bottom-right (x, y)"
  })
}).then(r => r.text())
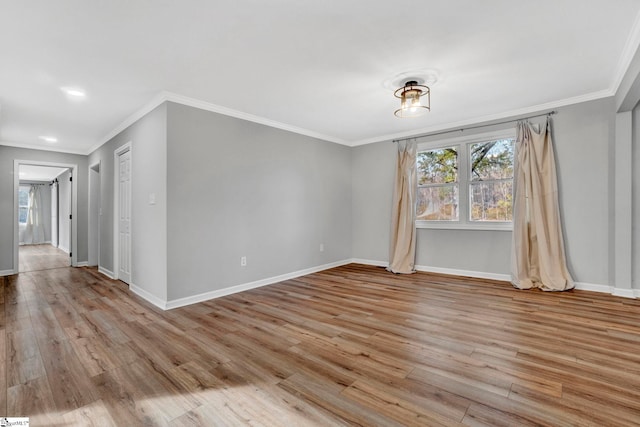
top-left (353, 259), bottom-right (638, 299)
top-left (0, 269), bottom-right (16, 277)
top-left (574, 282), bottom-right (613, 294)
top-left (98, 266), bottom-right (115, 279)
top-left (611, 288), bottom-right (637, 299)
top-left (76, 261), bottom-right (89, 267)
top-left (113, 257), bottom-right (640, 310)
top-left (130, 284), bottom-right (167, 310)
top-left (415, 264), bottom-right (511, 282)
top-left (352, 258), bottom-right (512, 282)
top-left (58, 245), bottom-right (70, 254)
top-left (351, 258), bottom-right (388, 268)
top-left (164, 259), bottom-right (352, 310)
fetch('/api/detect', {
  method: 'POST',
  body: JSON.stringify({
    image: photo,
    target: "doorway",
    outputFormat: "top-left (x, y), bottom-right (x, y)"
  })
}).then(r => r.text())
top-left (13, 160), bottom-right (78, 274)
top-left (89, 161), bottom-right (101, 268)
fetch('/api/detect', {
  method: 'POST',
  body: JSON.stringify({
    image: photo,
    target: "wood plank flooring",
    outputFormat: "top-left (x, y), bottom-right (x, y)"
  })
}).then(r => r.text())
top-left (19, 244), bottom-right (69, 273)
top-left (1, 263), bottom-right (640, 426)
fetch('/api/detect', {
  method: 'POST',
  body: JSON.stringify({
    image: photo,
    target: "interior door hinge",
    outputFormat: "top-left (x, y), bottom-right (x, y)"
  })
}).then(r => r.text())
top-left (69, 252), bottom-right (72, 257)
top-left (69, 214), bottom-right (72, 220)
top-left (70, 176), bottom-right (73, 182)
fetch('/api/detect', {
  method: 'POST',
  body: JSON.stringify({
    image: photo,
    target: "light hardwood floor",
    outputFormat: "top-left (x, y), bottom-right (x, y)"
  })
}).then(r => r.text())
top-left (19, 244), bottom-right (69, 273)
top-left (1, 263), bottom-right (640, 426)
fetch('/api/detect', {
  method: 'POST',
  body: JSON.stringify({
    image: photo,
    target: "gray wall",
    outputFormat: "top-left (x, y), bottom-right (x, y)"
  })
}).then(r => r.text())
top-left (88, 103), bottom-right (167, 300)
top-left (351, 97), bottom-right (615, 287)
top-left (0, 146), bottom-right (87, 272)
top-left (166, 102), bottom-right (352, 301)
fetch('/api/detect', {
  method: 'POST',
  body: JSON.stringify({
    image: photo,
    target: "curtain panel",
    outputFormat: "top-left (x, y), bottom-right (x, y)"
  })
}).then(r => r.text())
top-left (23, 184), bottom-right (45, 245)
top-left (511, 118), bottom-right (574, 291)
top-left (388, 140), bottom-right (417, 274)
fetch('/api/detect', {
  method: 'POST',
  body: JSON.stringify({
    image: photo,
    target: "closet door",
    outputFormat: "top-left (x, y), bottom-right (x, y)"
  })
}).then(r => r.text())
top-left (51, 182), bottom-right (58, 248)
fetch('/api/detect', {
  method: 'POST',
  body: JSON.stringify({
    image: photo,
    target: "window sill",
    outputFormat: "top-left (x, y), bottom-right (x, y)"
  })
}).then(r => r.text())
top-left (415, 221), bottom-right (512, 231)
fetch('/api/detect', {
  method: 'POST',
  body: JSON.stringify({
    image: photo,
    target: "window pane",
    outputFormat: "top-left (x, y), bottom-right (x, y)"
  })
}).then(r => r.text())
top-left (470, 181), bottom-right (513, 221)
top-left (19, 207), bottom-right (28, 223)
top-left (417, 147), bottom-right (458, 185)
top-left (19, 188), bottom-right (29, 206)
top-left (469, 139), bottom-right (514, 181)
top-left (417, 185), bottom-right (459, 221)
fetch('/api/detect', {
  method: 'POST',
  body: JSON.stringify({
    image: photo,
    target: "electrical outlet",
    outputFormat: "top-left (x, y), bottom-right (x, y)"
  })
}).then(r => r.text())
top-left (319, 243), bottom-right (324, 252)
top-left (240, 256), bottom-right (247, 266)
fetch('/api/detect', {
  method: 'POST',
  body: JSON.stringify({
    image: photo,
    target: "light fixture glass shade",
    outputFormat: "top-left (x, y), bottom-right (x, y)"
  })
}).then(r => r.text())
top-left (394, 80), bottom-right (430, 118)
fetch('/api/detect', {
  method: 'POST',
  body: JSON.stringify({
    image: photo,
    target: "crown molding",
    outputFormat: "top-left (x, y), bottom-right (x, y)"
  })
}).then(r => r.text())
top-left (161, 91), bottom-right (347, 145)
top-left (87, 91), bottom-right (168, 155)
top-left (88, 91), bottom-right (348, 156)
top-left (610, 9), bottom-right (640, 94)
top-left (0, 140), bottom-right (86, 155)
top-left (349, 89), bottom-right (614, 147)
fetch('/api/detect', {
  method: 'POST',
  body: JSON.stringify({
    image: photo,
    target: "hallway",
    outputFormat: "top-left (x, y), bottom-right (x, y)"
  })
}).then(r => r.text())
top-left (19, 244), bottom-right (69, 273)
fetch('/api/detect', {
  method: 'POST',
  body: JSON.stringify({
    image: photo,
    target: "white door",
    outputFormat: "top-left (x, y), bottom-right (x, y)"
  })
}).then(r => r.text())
top-left (51, 182), bottom-right (58, 247)
top-left (118, 150), bottom-right (131, 284)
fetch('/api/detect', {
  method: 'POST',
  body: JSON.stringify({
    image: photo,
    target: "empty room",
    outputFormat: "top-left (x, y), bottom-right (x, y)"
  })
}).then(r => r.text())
top-left (1, 1), bottom-right (640, 426)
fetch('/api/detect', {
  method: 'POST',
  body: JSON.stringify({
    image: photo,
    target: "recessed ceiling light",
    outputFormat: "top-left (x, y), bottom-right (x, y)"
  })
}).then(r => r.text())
top-left (61, 87), bottom-right (86, 98)
top-left (39, 136), bottom-right (58, 143)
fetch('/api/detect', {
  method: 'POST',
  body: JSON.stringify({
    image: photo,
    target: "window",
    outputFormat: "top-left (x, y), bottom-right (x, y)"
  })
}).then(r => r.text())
top-left (416, 131), bottom-right (515, 230)
top-left (18, 186), bottom-right (30, 224)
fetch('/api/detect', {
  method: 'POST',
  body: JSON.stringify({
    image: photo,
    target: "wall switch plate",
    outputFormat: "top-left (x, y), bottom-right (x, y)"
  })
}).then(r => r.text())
top-left (240, 256), bottom-right (247, 266)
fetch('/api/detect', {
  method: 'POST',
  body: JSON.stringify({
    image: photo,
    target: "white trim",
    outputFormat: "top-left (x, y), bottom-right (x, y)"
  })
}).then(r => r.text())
top-left (76, 261), bottom-right (89, 267)
top-left (89, 91), bottom-right (346, 156)
top-left (350, 258), bottom-right (388, 268)
top-left (163, 92), bottom-right (347, 145)
top-left (0, 140), bottom-right (86, 155)
top-left (0, 269), bottom-right (16, 277)
top-left (130, 283), bottom-right (167, 310)
top-left (416, 222), bottom-right (513, 231)
top-left (113, 142), bottom-right (132, 283)
top-left (350, 258), bottom-right (512, 281)
top-left (164, 259), bottom-right (352, 310)
top-left (350, 90), bottom-right (613, 147)
top-left (5, 83), bottom-right (628, 157)
top-left (98, 266), bottom-right (115, 279)
top-left (414, 264), bottom-right (511, 282)
top-left (610, 9), bottom-right (640, 94)
top-left (611, 288), bottom-right (637, 299)
top-left (14, 160), bottom-right (78, 273)
top-left (88, 160), bottom-right (101, 268)
top-left (352, 259), bottom-right (638, 299)
top-left (88, 92), bottom-right (167, 154)
top-left (415, 129), bottom-right (516, 230)
top-left (574, 282), bottom-right (614, 294)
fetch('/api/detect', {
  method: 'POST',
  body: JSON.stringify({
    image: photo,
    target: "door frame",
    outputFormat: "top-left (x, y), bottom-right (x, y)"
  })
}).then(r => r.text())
top-left (13, 159), bottom-right (78, 273)
top-left (89, 161), bottom-right (101, 268)
top-left (113, 142), bottom-right (132, 283)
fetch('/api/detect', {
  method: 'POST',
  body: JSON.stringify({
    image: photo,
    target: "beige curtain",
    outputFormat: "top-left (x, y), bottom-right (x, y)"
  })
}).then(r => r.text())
top-left (23, 184), bottom-right (45, 245)
top-left (388, 140), bottom-right (417, 274)
top-left (511, 118), bottom-right (574, 291)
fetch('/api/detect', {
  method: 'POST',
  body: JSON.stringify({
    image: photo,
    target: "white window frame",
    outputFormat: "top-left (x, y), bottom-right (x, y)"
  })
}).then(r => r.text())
top-left (416, 129), bottom-right (515, 231)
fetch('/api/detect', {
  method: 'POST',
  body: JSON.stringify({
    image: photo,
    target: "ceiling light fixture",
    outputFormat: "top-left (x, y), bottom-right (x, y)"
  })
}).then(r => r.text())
top-left (61, 87), bottom-right (86, 98)
top-left (394, 80), bottom-right (430, 118)
top-left (39, 136), bottom-right (58, 143)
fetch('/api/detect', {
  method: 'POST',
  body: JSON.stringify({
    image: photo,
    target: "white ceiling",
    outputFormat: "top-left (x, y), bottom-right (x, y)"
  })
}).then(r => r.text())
top-left (19, 165), bottom-right (68, 182)
top-left (1, 1), bottom-right (639, 154)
